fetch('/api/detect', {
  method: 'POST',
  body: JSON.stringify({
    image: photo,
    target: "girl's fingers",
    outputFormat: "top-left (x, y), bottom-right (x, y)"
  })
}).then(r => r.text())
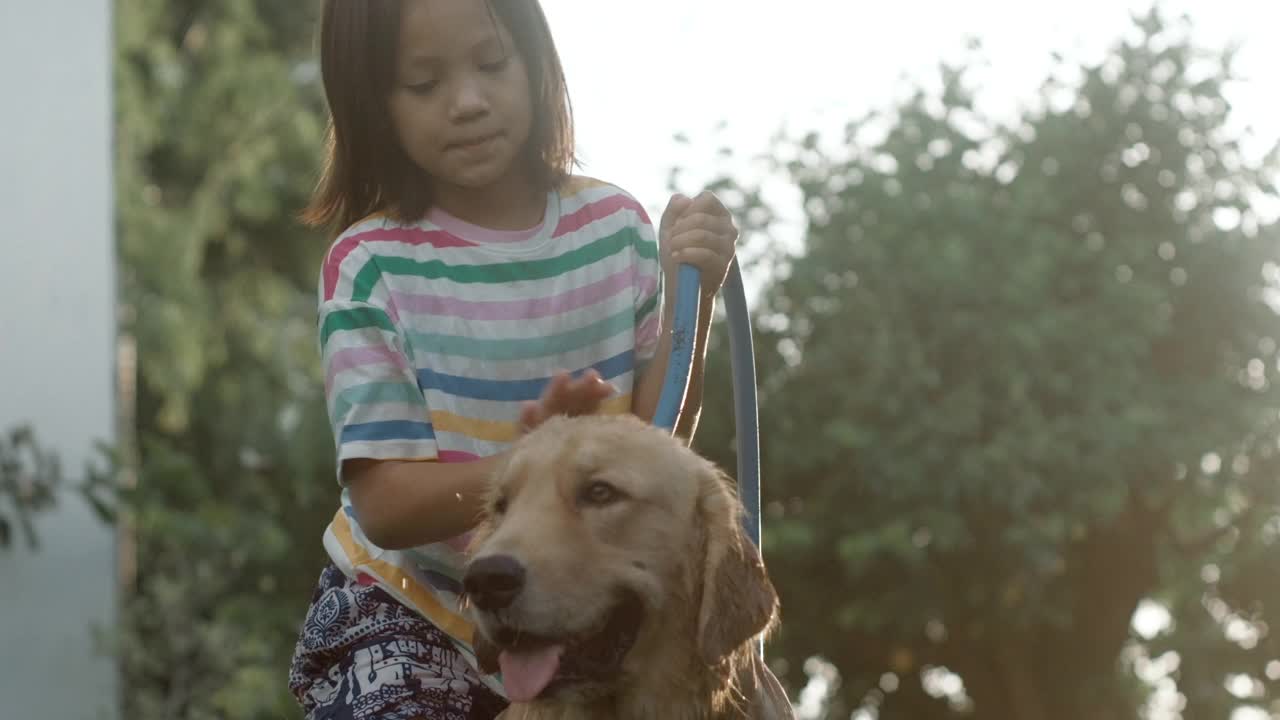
top-left (667, 228), bottom-right (722, 253)
top-left (671, 246), bottom-right (727, 272)
top-left (545, 371), bottom-right (571, 402)
top-left (533, 371), bottom-right (615, 419)
top-left (672, 211), bottom-right (733, 234)
top-left (660, 193), bottom-right (694, 241)
top-left (519, 401), bottom-right (544, 432)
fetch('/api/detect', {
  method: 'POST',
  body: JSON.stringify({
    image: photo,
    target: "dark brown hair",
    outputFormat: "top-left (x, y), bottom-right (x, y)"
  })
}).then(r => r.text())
top-left (303, 0), bottom-right (575, 235)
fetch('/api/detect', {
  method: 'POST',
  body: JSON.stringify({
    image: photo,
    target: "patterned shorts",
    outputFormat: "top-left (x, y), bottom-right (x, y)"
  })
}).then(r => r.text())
top-left (288, 564), bottom-right (508, 720)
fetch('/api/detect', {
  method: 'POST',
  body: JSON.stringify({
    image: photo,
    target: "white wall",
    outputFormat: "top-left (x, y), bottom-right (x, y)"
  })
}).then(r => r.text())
top-left (0, 1), bottom-right (119, 719)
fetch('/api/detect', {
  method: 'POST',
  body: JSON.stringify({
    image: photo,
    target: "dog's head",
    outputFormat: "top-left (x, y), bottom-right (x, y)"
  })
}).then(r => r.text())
top-left (461, 414), bottom-right (778, 704)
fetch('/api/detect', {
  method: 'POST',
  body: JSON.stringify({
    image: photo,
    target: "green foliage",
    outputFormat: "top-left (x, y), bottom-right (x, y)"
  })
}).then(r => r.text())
top-left (693, 9), bottom-right (1280, 719)
top-left (113, 0), bottom-right (334, 716)
top-left (0, 425), bottom-right (60, 550)
top-left (0, 425), bottom-right (116, 551)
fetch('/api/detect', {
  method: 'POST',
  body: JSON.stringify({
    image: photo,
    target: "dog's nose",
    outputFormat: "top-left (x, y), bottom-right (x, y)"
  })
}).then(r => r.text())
top-left (463, 554), bottom-right (526, 611)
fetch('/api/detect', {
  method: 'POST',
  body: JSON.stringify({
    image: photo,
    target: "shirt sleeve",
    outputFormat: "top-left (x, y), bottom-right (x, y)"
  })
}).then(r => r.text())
top-left (318, 240), bottom-right (437, 483)
top-left (631, 200), bottom-right (664, 371)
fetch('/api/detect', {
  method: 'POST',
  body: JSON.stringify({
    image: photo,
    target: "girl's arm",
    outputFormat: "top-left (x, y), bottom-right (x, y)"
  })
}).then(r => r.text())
top-left (633, 189), bottom-right (737, 441)
top-left (349, 370), bottom-right (619, 549)
top-left (345, 454), bottom-right (506, 549)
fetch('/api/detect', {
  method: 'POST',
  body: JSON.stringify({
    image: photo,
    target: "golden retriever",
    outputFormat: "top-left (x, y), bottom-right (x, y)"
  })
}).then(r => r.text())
top-left (462, 413), bottom-right (795, 719)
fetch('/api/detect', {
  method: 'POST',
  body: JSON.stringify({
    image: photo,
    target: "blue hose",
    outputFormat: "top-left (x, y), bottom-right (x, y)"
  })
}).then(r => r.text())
top-left (650, 265), bottom-right (700, 434)
top-left (651, 260), bottom-right (761, 549)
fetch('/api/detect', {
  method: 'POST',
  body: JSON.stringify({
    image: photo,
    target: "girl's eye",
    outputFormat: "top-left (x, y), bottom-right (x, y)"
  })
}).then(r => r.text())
top-left (579, 480), bottom-right (624, 508)
top-left (479, 56), bottom-right (510, 73)
top-left (405, 80), bottom-right (438, 95)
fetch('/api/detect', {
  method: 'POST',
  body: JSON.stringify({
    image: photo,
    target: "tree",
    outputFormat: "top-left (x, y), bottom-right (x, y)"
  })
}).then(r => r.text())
top-left (0, 424), bottom-right (115, 552)
top-left (693, 9), bottom-right (1280, 718)
top-left (0, 425), bottom-right (61, 551)
top-left (113, 1), bottom-right (336, 716)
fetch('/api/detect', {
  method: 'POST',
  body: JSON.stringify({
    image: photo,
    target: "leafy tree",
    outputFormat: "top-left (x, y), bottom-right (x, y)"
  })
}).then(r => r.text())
top-left (113, 0), bottom-right (334, 716)
top-left (694, 9), bottom-right (1280, 719)
top-left (0, 424), bottom-right (116, 552)
top-left (0, 425), bottom-right (61, 550)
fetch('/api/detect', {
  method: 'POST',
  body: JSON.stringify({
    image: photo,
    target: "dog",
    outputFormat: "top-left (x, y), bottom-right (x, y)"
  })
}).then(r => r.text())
top-left (461, 413), bottom-right (795, 719)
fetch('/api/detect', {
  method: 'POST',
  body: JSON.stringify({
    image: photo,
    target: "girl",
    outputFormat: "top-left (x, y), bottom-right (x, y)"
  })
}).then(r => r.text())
top-left (288, 1), bottom-right (739, 718)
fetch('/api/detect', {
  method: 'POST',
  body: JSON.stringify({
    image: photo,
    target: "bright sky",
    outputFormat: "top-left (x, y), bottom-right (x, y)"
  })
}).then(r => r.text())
top-left (539, 2), bottom-right (1279, 717)
top-left (542, 0), bottom-right (1279, 225)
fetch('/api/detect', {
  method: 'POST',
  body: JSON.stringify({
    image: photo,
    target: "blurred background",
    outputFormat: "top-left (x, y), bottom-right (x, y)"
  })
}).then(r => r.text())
top-left (3, 0), bottom-right (1279, 718)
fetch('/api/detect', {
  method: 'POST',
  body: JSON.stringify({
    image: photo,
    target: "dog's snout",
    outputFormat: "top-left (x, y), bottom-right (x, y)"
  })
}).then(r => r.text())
top-left (463, 554), bottom-right (526, 611)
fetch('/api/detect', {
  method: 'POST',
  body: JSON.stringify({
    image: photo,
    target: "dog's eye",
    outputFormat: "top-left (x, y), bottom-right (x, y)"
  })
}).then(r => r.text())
top-left (492, 495), bottom-right (508, 515)
top-left (579, 480), bottom-right (624, 507)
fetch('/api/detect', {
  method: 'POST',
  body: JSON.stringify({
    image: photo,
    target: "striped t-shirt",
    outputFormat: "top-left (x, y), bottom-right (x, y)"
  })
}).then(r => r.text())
top-left (315, 176), bottom-right (663, 690)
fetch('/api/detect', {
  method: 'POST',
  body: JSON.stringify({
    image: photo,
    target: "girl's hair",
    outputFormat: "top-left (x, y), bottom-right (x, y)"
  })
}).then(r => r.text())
top-left (303, 0), bottom-right (575, 234)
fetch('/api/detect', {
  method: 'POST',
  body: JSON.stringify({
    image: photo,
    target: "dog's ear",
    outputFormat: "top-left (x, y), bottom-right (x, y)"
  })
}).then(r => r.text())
top-left (695, 465), bottom-right (778, 666)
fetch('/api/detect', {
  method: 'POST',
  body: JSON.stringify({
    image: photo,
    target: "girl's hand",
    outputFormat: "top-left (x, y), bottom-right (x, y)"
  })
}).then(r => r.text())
top-left (659, 190), bottom-right (740, 303)
top-left (519, 369), bottom-right (615, 433)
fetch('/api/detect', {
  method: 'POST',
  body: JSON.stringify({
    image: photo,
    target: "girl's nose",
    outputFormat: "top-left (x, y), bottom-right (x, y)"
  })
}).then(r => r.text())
top-left (449, 76), bottom-right (490, 123)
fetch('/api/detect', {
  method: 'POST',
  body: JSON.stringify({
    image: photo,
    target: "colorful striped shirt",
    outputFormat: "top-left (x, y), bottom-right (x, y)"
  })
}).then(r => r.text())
top-left (315, 176), bottom-right (664, 693)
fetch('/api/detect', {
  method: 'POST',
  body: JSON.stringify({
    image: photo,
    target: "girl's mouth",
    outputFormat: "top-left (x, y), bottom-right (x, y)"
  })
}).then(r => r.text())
top-left (449, 131), bottom-right (502, 151)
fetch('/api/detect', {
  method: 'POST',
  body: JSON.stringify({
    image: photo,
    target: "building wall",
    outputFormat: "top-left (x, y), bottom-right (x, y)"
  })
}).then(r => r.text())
top-left (0, 2), bottom-right (119, 719)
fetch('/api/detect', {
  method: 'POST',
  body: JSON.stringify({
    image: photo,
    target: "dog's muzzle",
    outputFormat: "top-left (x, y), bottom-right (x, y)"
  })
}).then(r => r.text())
top-left (464, 555), bottom-right (646, 703)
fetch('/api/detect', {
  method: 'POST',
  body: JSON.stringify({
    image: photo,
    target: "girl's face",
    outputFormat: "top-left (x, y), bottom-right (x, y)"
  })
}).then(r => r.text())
top-left (389, 0), bottom-right (534, 201)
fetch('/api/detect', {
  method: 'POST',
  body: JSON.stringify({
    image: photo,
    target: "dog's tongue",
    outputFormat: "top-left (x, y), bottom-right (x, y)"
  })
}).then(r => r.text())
top-left (498, 645), bottom-right (564, 702)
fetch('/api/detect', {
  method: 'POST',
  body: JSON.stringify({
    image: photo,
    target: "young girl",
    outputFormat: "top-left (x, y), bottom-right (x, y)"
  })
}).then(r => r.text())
top-left (287, 1), bottom-right (739, 718)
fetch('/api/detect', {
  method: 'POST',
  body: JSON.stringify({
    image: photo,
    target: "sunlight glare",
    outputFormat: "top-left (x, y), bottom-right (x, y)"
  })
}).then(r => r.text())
top-left (1133, 599), bottom-right (1172, 640)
